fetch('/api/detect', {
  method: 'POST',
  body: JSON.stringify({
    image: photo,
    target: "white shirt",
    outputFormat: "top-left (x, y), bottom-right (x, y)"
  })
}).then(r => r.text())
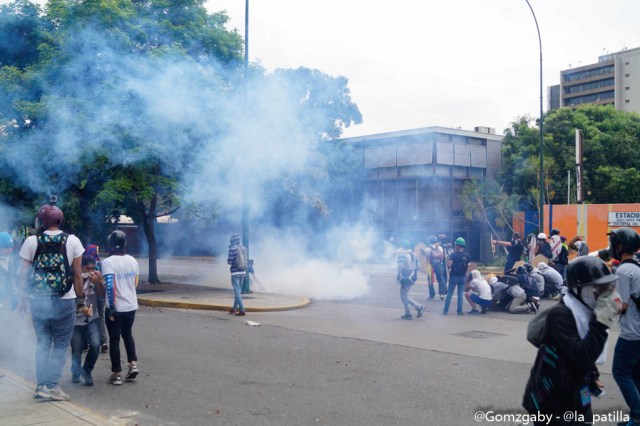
top-left (101, 254), bottom-right (139, 312)
top-left (470, 278), bottom-right (493, 301)
top-left (19, 230), bottom-right (84, 299)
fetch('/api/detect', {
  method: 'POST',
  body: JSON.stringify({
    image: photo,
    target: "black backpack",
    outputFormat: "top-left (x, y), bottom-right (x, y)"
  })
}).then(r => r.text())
top-left (30, 233), bottom-right (73, 297)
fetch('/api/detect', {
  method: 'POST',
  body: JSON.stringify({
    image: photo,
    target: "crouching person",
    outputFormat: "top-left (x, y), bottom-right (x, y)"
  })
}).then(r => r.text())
top-left (465, 270), bottom-right (492, 314)
top-left (523, 256), bottom-right (622, 425)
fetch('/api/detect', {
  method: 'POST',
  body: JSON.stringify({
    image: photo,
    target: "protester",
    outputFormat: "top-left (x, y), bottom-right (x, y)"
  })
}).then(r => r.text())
top-left (101, 230), bottom-right (140, 385)
top-left (423, 235), bottom-right (447, 300)
top-left (443, 237), bottom-right (469, 316)
top-left (538, 262), bottom-right (563, 300)
top-left (464, 270), bottom-right (492, 314)
top-left (552, 235), bottom-right (569, 283)
top-left (84, 244), bottom-right (108, 353)
top-left (493, 232), bottom-right (524, 272)
top-left (574, 239), bottom-right (590, 257)
top-left (523, 256), bottom-right (622, 425)
top-left (605, 227), bottom-right (640, 426)
top-left (549, 228), bottom-right (562, 264)
top-left (535, 233), bottom-right (553, 260)
top-left (396, 239), bottom-right (425, 320)
top-left (227, 234), bottom-right (247, 316)
top-left (526, 263), bottom-right (545, 298)
top-left (17, 204), bottom-right (84, 401)
top-left (69, 255), bottom-right (104, 386)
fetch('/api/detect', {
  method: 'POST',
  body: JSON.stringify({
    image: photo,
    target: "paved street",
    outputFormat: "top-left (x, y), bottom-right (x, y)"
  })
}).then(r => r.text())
top-left (0, 259), bottom-right (630, 425)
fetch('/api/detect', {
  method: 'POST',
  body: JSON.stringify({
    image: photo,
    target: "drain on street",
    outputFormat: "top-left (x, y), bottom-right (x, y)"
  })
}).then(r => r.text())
top-left (453, 330), bottom-right (507, 339)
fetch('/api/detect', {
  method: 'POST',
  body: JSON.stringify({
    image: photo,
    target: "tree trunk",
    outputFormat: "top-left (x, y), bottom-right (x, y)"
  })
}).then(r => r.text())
top-left (138, 194), bottom-right (160, 284)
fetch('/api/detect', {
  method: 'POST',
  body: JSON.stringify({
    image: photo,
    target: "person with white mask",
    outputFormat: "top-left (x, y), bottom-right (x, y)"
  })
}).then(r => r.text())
top-left (523, 256), bottom-right (622, 425)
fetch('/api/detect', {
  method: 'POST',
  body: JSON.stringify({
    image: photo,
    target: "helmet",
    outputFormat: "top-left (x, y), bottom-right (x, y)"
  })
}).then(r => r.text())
top-left (566, 256), bottom-right (618, 288)
top-left (36, 204), bottom-right (64, 229)
top-left (537, 233), bottom-right (547, 240)
top-left (428, 235), bottom-right (437, 244)
top-left (608, 227), bottom-right (640, 260)
top-left (0, 232), bottom-right (13, 249)
top-left (550, 228), bottom-right (560, 236)
top-left (108, 230), bottom-right (127, 251)
top-left (454, 237), bottom-right (466, 247)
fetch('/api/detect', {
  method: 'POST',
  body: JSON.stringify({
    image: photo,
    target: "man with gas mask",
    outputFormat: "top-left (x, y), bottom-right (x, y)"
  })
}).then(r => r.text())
top-left (599, 227), bottom-right (640, 426)
top-left (523, 256), bottom-right (622, 425)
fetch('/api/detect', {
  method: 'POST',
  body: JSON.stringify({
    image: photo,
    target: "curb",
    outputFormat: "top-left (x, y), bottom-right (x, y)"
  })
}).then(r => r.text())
top-left (137, 295), bottom-right (311, 312)
top-left (0, 367), bottom-right (121, 425)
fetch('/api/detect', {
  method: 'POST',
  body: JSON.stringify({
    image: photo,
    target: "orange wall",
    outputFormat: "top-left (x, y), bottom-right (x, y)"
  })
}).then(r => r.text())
top-left (539, 204), bottom-right (640, 251)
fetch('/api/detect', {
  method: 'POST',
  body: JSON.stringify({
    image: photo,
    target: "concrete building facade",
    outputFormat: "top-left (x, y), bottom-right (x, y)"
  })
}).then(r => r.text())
top-left (548, 46), bottom-right (640, 113)
top-left (342, 126), bottom-right (503, 262)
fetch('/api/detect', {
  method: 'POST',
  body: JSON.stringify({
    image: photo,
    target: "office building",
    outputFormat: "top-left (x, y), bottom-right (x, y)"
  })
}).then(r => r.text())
top-left (548, 46), bottom-right (640, 113)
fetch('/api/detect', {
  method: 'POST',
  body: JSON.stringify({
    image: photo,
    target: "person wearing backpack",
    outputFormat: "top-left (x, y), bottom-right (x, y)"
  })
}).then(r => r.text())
top-left (424, 235), bottom-right (447, 300)
top-left (17, 204), bottom-right (84, 401)
top-left (443, 237), bottom-right (470, 316)
top-left (604, 227), bottom-right (640, 426)
top-left (522, 256), bottom-right (623, 425)
top-left (227, 234), bottom-right (247, 316)
top-left (396, 239), bottom-right (424, 320)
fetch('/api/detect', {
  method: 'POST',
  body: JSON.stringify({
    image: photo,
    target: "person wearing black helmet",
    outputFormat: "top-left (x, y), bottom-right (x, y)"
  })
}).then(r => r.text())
top-left (605, 227), bottom-right (640, 426)
top-left (100, 230), bottom-right (140, 386)
top-left (522, 256), bottom-right (623, 425)
top-left (443, 237), bottom-right (470, 316)
top-left (17, 203), bottom-right (85, 401)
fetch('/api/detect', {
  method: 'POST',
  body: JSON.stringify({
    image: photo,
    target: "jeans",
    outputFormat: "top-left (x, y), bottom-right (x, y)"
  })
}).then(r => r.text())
top-left (30, 297), bottom-right (76, 387)
top-left (231, 274), bottom-right (245, 312)
top-left (70, 319), bottom-right (101, 377)
top-left (613, 337), bottom-right (640, 420)
top-left (399, 281), bottom-right (420, 316)
top-left (432, 262), bottom-right (447, 296)
top-left (443, 275), bottom-right (465, 314)
top-left (106, 310), bottom-right (137, 373)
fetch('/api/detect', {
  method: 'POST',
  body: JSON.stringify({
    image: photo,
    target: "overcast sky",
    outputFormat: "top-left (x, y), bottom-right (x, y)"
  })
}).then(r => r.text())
top-left (206, 0), bottom-right (639, 137)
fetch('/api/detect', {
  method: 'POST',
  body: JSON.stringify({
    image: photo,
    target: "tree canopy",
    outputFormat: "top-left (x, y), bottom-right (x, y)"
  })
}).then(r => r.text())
top-left (500, 105), bottom-right (640, 206)
top-left (0, 0), bottom-right (362, 282)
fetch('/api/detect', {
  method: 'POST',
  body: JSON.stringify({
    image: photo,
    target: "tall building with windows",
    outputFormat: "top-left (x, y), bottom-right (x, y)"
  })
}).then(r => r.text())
top-left (548, 46), bottom-right (640, 113)
top-left (342, 126), bottom-right (503, 262)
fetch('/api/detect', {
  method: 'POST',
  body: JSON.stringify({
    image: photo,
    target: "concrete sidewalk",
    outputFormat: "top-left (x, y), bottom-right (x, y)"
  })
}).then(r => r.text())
top-left (136, 283), bottom-right (311, 312)
top-left (0, 367), bottom-right (120, 425)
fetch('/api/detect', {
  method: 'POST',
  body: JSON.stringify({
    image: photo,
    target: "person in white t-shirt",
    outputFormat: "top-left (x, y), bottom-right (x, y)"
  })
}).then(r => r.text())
top-left (17, 204), bottom-right (84, 402)
top-left (464, 270), bottom-right (493, 314)
top-left (98, 230), bottom-right (140, 386)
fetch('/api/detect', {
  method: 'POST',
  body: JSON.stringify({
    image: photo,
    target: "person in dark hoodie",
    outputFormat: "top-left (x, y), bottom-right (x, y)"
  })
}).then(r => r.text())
top-left (523, 256), bottom-right (622, 425)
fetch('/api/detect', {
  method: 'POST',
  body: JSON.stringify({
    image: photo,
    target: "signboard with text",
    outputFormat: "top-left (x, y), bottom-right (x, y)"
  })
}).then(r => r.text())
top-left (608, 212), bottom-right (640, 227)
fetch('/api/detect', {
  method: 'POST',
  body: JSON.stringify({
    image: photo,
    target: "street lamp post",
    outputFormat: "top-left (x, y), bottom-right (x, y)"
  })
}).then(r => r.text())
top-left (524, 0), bottom-right (545, 234)
top-left (241, 0), bottom-right (251, 294)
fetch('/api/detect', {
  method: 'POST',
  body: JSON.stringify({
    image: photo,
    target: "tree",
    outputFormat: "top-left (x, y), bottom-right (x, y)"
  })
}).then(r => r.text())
top-left (500, 106), bottom-right (640, 205)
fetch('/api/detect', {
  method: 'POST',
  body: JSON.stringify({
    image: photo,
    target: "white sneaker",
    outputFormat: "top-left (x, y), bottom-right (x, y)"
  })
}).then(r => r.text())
top-left (40, 386), bottom-right (71, 401)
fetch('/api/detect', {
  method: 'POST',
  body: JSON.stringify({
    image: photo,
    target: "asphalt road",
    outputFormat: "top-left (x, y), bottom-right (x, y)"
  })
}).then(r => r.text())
top-left (0, 269), bottom-right (630, 425)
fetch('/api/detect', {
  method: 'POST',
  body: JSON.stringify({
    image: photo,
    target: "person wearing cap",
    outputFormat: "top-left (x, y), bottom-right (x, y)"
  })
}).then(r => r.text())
top-left (0, 232), bottom-right (17, 310)
top-left (522, 256), bottom-right (623, 424)
top-left (227, 234), bottom-right (247, 316)
top-left (443, 237), bottom-right (470, 316)
top-left (535, 233), bottom-right (553, 260)
top-left (493, 232), bottom-right (524, 273)
top-left (421, 235), bottom-right (447, 300)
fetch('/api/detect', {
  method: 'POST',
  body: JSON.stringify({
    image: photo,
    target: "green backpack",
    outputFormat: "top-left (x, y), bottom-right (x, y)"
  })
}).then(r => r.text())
top-left (31, 233), bottom-right (73, 297)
